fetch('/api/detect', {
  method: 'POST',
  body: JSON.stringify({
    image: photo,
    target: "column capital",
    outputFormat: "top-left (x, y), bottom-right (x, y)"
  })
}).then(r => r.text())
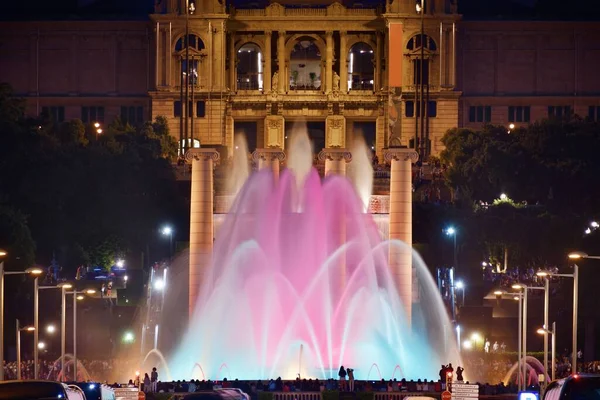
top-left (252, 148), bottom-right (286, 162)
top-left (318, 148), bottom-right (352, 163)
top-left (264, 30), bottom-right (272, 36)
top-left (383, 147), bottom-right (419, 163)
top-left (278, 30), bottom-right (286, 36)
top-left (326, 30), bottom-right (334, 37)
top-left (339, 30), bottom-right (347, 36)
top-left (185, 148), bottom-right (221, 163)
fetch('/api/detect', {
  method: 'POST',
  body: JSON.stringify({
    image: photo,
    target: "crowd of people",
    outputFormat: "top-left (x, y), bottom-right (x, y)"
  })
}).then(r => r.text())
top-left (483, 265), bottom-right (562, 295)
top-left (137, 376), bottom-right (517, 396)
top-left (134, 363), bottom-right (517, 396)
top-left (2, 358), bottom-right (130, 383)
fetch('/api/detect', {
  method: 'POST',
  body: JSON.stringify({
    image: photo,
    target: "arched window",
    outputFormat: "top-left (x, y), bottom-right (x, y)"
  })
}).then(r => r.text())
top-left (175, 34), bottom-right (205, 52)
top-left (406, 34), bottom-right (437, 52)
top-left (236, 43), bottom-right (263, 91)
top-left (290, 39), bottom-right (322, 90)
top-left (348, 42), bottom-right (374, 91)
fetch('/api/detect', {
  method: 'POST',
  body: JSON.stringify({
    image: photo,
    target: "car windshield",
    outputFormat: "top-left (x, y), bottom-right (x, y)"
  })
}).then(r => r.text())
top-left (0, 381), bottom-right (67, 400)
top-left (567, 377), bottom-right (600, 400)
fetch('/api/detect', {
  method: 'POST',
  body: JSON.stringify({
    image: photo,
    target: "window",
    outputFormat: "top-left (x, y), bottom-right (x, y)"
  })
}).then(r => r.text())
top-left (406, 101), bottom-right (415, 117)
top-left (181, 59), bottom-right (199, 85)
top-left (406, 34), bottom-right (437, 52)
top-left (174, 101), bottom-right (194, 117)
top-left (589, 106), bottom-right (600, 121)
top-left (548, 105), bottom-right (571, 118)
top-left (508, 106), bottom-right (530, 123)
top-left (469, 106), bottom-right (492, 123)
top-left (175, 34), bottom-right (205, 52)
top-left (81, 106), bottom-right (105, 123)
top-left (196, 101), bottom-right (205, 118)
top-left (41, 106), bottom-right (65, 123)
top-left (121, 106), bottom-right (144, 125)
top-left (413, 59), bottom-right (429, 85)
top-left (405, 101), bottom-right (437, 117)
top-left (427, 101), bottom-right (437, 117)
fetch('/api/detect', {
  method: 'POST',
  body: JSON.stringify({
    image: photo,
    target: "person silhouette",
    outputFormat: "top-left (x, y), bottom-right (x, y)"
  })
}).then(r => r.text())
top-left (338, 366), bottom-right (347, 391)
top-left (456, 366), bottom-right (464, 382)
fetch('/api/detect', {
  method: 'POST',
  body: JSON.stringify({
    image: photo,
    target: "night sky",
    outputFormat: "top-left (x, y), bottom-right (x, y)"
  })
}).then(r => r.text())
top-left (2, 0), bottom-right (599, 20)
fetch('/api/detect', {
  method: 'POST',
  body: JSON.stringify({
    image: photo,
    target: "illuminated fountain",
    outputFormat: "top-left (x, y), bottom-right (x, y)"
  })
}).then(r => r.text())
top-left (165, 126), bottom-right (460, 380)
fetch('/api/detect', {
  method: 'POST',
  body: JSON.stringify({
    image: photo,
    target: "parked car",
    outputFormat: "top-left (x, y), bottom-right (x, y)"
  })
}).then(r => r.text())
top-left (543, 374), bottom-right (600, 400)
top-left (0, 380), bottom-right (70, 400)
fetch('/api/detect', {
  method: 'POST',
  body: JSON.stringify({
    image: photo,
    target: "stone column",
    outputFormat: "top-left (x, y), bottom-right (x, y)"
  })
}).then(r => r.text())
top-left (318, 148), bottom-right (352, 177)
top-left (375, 31), bottom-right (382, 91)
top-left (277, 31), bottom-right (286, 92)
top-left (325, 31), bottom-right (334, 93)
top-left (318, 148), bottom-right (352, 299)
top-left (186, 148), bottom-right (220, 317)
top-left (339, 31), bottom-right (348, 93)
top-left (384, 148), bottom-right (418, 324)
top-left (252, 148), bottom-right (286, 181)
top-left (264, 31), bottom-right (272, 92)
top-left (229, 32), bottom-right (236, 90)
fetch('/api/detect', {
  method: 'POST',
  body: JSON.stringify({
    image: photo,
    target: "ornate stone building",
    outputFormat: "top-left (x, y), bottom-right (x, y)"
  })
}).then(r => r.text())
top-left (150, 0), bottom-right (460, 161)
top-left (2, 1), bottom-right (600, 160)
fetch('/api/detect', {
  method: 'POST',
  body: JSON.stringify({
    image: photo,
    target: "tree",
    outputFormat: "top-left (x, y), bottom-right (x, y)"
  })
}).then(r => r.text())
top-left (441, 119), bottom-right (600, 215)
top-left (0, 84), bottom-right (187, 276)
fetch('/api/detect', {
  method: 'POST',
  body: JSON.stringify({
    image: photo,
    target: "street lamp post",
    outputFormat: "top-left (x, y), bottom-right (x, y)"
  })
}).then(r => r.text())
top-left (444, 227), bottom-right (458, 273)
top-left (512, 283), bottom-right (546, 387)
top-left (533, 273), bottom-right (551, 382)
top-left (16, 320), bottom-right (35, 380)
top-left (539, 251), bottom-right (593, 374)
top-left (33, 276), bottom-right (38, 379)
top-left (35, 282), bottom-right (72, 380)
top-left (161, 226), bottom-right (174, 259)
top-left (495, 290), bottom-right (523, 390)
top-left (456, 280), bottom-right (465, 306)
top-left (538, 322), bottom-right (556, 381)
top-left (65, 288), bottom-right (96, 381)
top-left (0, 254), bottom-right (43, 381)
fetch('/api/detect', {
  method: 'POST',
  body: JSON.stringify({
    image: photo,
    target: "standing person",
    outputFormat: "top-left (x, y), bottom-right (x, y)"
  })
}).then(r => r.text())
top-left (347, 368), bottom-right (355, 392)
top-left (484, 339), bottom-right (491, 353)
top-left (143, 373), bottom-right (151, 392)
top-left (338, 366), bottom-right (347, 391)
top-left (151, 367), bottom-right (158, 392)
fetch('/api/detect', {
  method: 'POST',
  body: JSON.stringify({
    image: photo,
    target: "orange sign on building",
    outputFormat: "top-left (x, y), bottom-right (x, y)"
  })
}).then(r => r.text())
top-left (388, 23), bottom-right (403, 88)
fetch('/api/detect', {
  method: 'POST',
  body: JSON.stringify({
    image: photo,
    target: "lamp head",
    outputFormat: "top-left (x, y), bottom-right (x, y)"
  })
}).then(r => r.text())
top-left (568, 251), bottom-right (588, 260)
top-left (58, 282), bottom-right (73, 289)
top-left (456, 280), bottom-right (464, 290)
top-left (26, 267), bottom-right (44, 275)
top-left (0, 249), bottom-right (6, 257)
top-left (493, 290), bottom-right (504, 296)
top-left (25, 326), bottom-right (35, 332)
top-left (537, 328), bottom-right (547, 335)
top-left (85, 289), bottom-right (96, 295)
top-left (512, 283), bottom-right (525, 290)
top-left (536, 271), bottom-right (549, 277)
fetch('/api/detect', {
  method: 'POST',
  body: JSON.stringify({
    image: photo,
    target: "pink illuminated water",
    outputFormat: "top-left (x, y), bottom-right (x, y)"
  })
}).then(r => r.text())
top-left (167, 165), bottom-right (460, 380)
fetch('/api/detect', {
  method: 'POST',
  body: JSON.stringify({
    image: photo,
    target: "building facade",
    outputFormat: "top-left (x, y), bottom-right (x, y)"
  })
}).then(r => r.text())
top-left (1, 0), bottom-right (600, 160)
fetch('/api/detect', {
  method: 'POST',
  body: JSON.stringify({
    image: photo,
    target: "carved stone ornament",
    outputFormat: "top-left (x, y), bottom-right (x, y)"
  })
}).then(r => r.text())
top-left (317, 148), bottom-right (352, 162)
top-left (265, 116), bottom-right (285, 148)
top-left (184, 148), bottom-right (221, 164)
top-left (326, 116), bottom-right (346, 148)
top-left (266, 3), bottom-right (285, 16)
top-left (252, 148), bottom-right (286, 162)
top-left (326, 2), bottom-right (345, 16)
top-left (383, 148), bottom-right (419, 163)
